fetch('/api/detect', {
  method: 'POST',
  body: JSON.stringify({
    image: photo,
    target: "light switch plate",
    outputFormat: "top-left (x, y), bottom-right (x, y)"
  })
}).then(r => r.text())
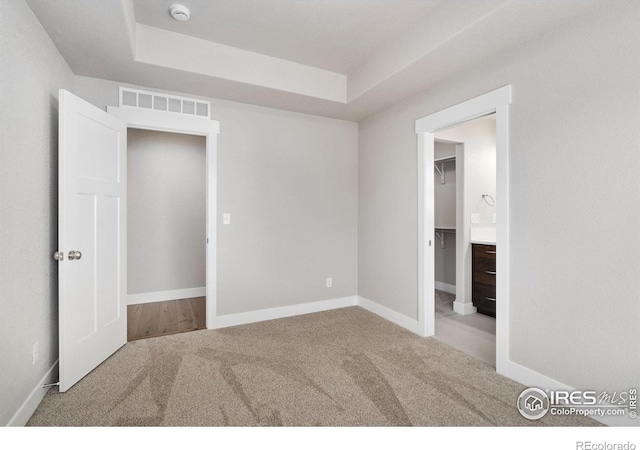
top-left (471, 213), bottom-right (480, 224)
top-left (223, 213), bottom-right (231, 225)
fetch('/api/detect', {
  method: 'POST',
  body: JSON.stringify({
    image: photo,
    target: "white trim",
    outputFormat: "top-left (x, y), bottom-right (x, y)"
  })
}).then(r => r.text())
top-left (109, 106), bottom-right (218, 135)
top-left (494, 103), bottom-right (510, 376)
top-left (127, 287), bottom-right (206, 305)
top-left (435, 281), bottom-right (456, 295)
top-left (357, 296), bottom-right (421, 335)
top-left (507, 361), bottom-right (639, 427)
top-left (107, 104), bottom-right (219, 330)
top-left (6, 361), bottom-right (58, 426)
top-left (416, 132), bottom-right (435, 337)
top-left (415, 85), bottom-right (512, 376)
top-left (415, 86), bottom-right (512, 134)
top-left (452, 300), bottom-right (477, 315)
top-left (211, 296), bottom-right (358, 329)
top-left (211, 295), bottom-right (422, 336)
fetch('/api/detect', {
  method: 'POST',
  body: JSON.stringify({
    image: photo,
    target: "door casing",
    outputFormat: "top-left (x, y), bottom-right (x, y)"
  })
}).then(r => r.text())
top-left (107, 105), bottom-right (220, 329)
top-left (415, 85), bottom-right (512, 376)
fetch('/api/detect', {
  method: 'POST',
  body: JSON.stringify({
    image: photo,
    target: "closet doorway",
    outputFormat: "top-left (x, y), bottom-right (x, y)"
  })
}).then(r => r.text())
top-left (107, 89), bottom-right (220, 334)
top-left (125, 129), bottom-right (207, 341)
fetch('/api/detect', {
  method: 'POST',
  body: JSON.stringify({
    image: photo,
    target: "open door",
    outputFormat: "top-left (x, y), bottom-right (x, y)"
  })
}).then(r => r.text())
top-left (56, 90), bottom-right (127, 392)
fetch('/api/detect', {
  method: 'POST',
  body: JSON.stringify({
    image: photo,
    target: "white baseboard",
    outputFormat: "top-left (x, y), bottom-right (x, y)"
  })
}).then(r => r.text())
top-left (357, 296), bottom-right (421, 335)
top-left (128, 287), bottom-right (206, 305)
top-left (508, 360), bottom-right (639, 427)
top-left (435, 281), bottom-right (456, 295)
top-left (211, 296), bottom-right (358, 329)
top-left (6, 360), bottom-right (58, 426)
top-left (453, 300), bottom-right (477, 315)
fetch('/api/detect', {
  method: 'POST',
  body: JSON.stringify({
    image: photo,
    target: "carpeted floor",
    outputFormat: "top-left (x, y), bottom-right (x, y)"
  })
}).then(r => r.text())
top-left (27, 307), bottom-right (599, 426)
top-left (435, 290), bottom-right (457, 318)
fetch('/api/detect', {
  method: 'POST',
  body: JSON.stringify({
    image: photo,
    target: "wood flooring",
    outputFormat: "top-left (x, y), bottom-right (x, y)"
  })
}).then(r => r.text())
top-left (127, 297), bottom-right (206, 342)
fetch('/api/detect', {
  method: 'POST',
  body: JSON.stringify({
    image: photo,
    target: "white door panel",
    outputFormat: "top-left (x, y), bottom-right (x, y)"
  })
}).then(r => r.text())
top-left (58, 90), bottom-right (127, 392)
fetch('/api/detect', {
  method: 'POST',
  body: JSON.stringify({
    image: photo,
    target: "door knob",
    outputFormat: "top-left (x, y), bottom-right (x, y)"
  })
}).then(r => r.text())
top-left (53, 251), bottom-right (64, 261)
top-left (68, 250), bottom-right (82, 260)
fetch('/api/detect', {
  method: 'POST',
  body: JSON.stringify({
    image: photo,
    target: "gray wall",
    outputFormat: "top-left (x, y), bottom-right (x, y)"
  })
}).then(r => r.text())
top-left (358, 0), bottom-right (640, 393)
top-left (434, 141), bottom-right (456, 160)
top-left (0, 0), bottom-right (75, 425)
top-left (434, 235), bottom-right (456, 287)
top-left (127, 129), bottom-right (206, 295)
top-left (75, 76), bottom-right (358, 316)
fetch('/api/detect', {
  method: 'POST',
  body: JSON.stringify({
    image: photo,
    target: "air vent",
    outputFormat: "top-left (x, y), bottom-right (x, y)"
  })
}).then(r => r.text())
top-left (119, 87), bottom-right (210, 119)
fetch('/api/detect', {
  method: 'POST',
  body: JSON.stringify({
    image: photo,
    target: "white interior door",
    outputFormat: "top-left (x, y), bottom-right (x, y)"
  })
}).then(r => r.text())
top-left (57, 90), bottom-right (127, 392)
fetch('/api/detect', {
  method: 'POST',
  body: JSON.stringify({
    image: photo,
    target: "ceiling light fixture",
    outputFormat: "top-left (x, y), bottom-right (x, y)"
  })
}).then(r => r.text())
top-left (169, 4), bottom-right (191, 22)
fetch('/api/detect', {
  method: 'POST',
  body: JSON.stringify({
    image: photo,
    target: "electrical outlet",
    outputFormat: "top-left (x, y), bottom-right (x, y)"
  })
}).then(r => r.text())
top-left (471, 213), bottom-right (480, 224)
top-left (326, 277), bottom-right (332, 288)
top-left (223, 213), bottom-right (231, 225)
top-left (32, 341), bottom-right (39, 365)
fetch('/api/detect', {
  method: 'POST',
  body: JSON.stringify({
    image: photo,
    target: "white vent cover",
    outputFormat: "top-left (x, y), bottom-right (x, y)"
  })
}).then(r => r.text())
top-left (119, 87), bottom-right (210, 119)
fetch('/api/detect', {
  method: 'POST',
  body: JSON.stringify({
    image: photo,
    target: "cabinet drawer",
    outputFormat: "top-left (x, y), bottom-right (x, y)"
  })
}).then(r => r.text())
top-left (473, 266), bottom-right (496, 286)
top-left (473, 257), bottom-right (496, 274)
top-left (473, 283), bottom-right (496, 317)
top-left (473, 282), bottom-right (496, 302)
top-left (473, 295), bottom-right (496, 317)
top-left (473, 244), bottom-right (496, 261)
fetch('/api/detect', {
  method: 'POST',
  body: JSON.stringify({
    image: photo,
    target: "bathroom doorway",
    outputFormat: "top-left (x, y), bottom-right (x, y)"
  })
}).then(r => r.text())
top-left (432, 115), bottom-right (497, 366)
top-left (414, 85), bottom-right (511, 374)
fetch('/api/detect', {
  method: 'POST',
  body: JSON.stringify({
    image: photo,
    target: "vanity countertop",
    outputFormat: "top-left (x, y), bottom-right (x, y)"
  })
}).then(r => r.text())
top-left (470, 238), bottom-right (496, 245)
top-left (470, 227), bottom-right (496, 245)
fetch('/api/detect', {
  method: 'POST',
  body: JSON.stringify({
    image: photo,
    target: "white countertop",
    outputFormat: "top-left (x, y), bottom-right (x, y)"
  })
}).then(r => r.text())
top-left (470, 227), bottom-right (496, 245)
top-left (470, 239), bottom-right (496, 245)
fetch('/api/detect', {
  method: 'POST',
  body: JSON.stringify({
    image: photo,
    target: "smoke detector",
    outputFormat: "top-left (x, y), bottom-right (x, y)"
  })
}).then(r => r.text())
top-left (170, 4), bottom-right (191, 21)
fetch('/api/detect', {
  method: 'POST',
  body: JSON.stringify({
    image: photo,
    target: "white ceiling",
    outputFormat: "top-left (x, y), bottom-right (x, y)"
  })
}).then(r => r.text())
top-left (25, 0), bottom-right (601, 121)
top-left (132, 0), bottom-right (441, 74)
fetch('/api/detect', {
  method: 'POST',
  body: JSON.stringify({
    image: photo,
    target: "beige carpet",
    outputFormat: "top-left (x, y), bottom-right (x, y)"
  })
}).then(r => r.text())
top-left (27, 307), bottom-right (598, 426)
top-left (435, 290), bottom-right (457, 318)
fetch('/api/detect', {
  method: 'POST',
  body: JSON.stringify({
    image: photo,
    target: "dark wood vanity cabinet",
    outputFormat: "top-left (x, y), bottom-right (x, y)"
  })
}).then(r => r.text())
top-left (472, 244), bottom-right (496, 317)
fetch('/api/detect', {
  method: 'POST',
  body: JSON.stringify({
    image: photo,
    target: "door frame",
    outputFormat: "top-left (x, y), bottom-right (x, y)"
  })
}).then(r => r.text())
top-left (415, 85), bottom-right (511, 375)
top-left (107, 105), bottom-right (220, 329)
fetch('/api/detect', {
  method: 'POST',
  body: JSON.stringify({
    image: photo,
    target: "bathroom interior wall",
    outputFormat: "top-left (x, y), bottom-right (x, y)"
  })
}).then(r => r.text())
top-left (435, 116), bottom-right (496, 231)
